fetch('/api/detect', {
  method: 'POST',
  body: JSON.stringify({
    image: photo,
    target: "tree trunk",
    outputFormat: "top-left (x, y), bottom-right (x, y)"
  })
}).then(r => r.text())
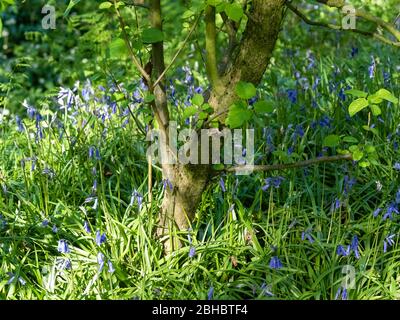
top-left (156, 0), bottom-right (286, 253)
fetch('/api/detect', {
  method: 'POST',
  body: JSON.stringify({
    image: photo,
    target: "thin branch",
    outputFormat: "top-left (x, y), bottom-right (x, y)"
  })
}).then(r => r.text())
top-left (122, 0), bottom-right (150, 9)
top-left (205, 5), bottom-right (221, 90)
top-left (152, 13), bottom-right (202, 89)
top-left (226, 154), bottom-right (353, 173)
top-left (114, 1), bottom-right (151, 84)
top-left (287, 2), bottom-right (400, 47)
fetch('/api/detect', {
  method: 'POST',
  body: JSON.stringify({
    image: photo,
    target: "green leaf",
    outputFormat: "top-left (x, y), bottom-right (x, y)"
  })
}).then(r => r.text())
top-left (365, 145), bottom-right (376, 153)
top-left (64, 0), bottom-right (81, 17)
top-left (359, 161), bottom-right (370, 168)
top-left (109, 38), bottom-right (128, 59)
top-left (343, 136), bottom-right (358, 143)
top-left (323, 134), bottom-right (340, 148)
top-left (353, 150), bottom-right (364, 161)
top-left (254, 100), bottom-right (274, 114)
top-left (225, 3), bottom-right (244, 22)
top-left (368, 94), bottom-right (383, 104)
top-left (374, 88), bottom-right (398, 104)
top-left (235, 81), bottom-right (256, 100)
top-left (212, 164), bottom-right (225, 171)
top-left (345, 89), bottom-right (368, 98)
top-left (370, 104), bottom-right (381, 116)
top-left (225, 104), bottom-right (252, 128)
top-left (99, 2), bottom-right (112, 9)
top-left (183, 106), bottom-right (198, 119)
top-left (0, 18), bottom-right (2, 36)
top-left (348, 98), bottom-right (369, 117)
top-left (142, 28), bottom-right (164, 44)
top-left (144, 94), bottom-right (155, 103)
top-left (192, 94), bottom-right (204, 106)
top-left (349, 145), bottom-right (359, 153)
top-left (207, 0), bottom-right (223, 6)
top-left (198, 112), bottom-right (208, 120)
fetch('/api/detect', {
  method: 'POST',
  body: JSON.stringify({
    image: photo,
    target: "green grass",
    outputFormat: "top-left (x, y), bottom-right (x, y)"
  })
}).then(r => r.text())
top-left (1, 27), bottom-right (400, 300)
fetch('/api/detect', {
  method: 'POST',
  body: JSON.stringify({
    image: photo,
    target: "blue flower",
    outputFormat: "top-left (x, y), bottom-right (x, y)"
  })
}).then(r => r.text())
top-left (89, 147), bottom-right (95, 159)
top-left (343, 175), bottom-right (356, 195)
top-left (57, 239), bottom-right (70, 254)
top-left (269, 256), bottom-right (283, 269)
top-left (262, 177), bottom-right (284, 191)
top-left (335, 286), bottom-right (348, 300)
top-left (301, 229), bottom-right (314, 243)
top-left (351, 236), bottom-right (360, 259)
top-left (52, 225), bottom-right (58, 233)
top-left (16, 116), bottom-right (24, 132)
top-left (383, 203), bottom-right (399, 221)
top-left (373, 208), bottom-right (382, 217)
top-left (260, 282), bottom-right (274, 297)
top-left (383, 234), bottom-right (396, 253)
top-left (42, 219), bottom-right (49, 227)
top-left (286, 89), bottom-right (297, 104)
top-left (97, 252), bottom-right (105, 272)
top-left (396, 189), bottom-right (400, 204)
top-left (394, 162), bottom-right (400, 171)
top-left (107, 260), bottom-right (115, 273)
top-left (162, 179), bottom-right (173, 191)
top-left (189, 246), bottom-right (196, 258)
top-left (336, 245), bottom-right (350, 257)
top-left (84, 221), bottom-right (91, 233)
top-left (95, 148), bottom-right (101, 160)
top-left (350, 46), bottom-right (358, 58)
top-left (368, 56), bottom-right (376, 79)
top-left (207, 286), bottom-right (214, 300)
top-left (219, 177), bottom-right (226, 193)
top-left (95, 230), bottom-right (107, 246)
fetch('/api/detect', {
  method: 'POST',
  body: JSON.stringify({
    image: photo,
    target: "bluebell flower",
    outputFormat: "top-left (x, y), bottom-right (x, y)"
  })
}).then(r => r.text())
top-left (130, 190), bottom-right (143, 210)
top-left (286, 89), bottom-right (297, 104)
top-left (42, 219), bottom-right (49, 227)
top-left (394, 162), bottom-right (400, 170)
top-left (108, 260), bottom-right (115, 273)
top-left (336, 245), bottom-right (350, 257)
top-left (383, 234), bottom-right (395, 253)
top-left (335, 286), bottom-right (348, 300)
top-left (97, 252), bottom-right (105, 272)
top-left (95, 230), bottom-right (107, 246)
top-left (57, 239), bottom-right (70, 254)
top-left (373, 208), bottom-right (382, 217)
top-left (301, 229), bottom-right (314, 243)
top-left (350, 46), bottom-right (358, 58)
top-left (95, 148), bottom-right (101, 160)
top-left (319, 115), bottom-right (332, 128)
top-left (368, 56), bottom-right (376, 79)
top-left (89, 147), bottom-right (95, 159)
top-left (351, 235), bottom-right (360, 259)
top-left (396, 189), bottom-right (400, 204)
top-left (84, 221), bottom-right (91, 233)
top-left (23, 99), bottom-right (36, 119)
top-left (383, 203), bottom-right (399, 221)
top-left (269, 256), bottom-right (283, 269)
top-left (189, 246), bottom-right (196, 258)
top-left (16, 116), bottom-right (24, 132)
top-left (52, 225), bottom-right (58, 233)
top-left (343, 175), bottom-right (356, 195)
top-left (207, 286), bottom-right (214, 300)
top-left (162, 179), bottom-right (173, 191)
top-left (333, 198), bottom-right (341, 210)
top-left (260, 282), bottom-right (274, 297)
top-left (220, 177), bottom-right (226, 193)
top-left (7, 273), bottom-right (26, 286)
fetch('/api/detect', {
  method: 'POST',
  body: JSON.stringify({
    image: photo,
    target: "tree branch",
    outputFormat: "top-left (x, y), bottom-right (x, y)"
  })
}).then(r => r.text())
top-left (205, 6), bottom-right (221, 90)
top-left (226, 154), bottom-right (353, 173)
top-left (152, 13), bottom-right (202, 89)
top-left (287, 2), bottom-right (400, 47)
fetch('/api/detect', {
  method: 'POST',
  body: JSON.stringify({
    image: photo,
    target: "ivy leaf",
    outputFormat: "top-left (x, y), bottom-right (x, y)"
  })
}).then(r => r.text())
top-left (225, 3), bottom-right (244, 22)
top-left (323, 134), bottom-right (340, 148)
top-left (183, 106), bottom-right (198, 119)
top-left (192, 94), bottom-right (204, 106)
top-left (225, 103), bottom-right (252, 128)
top-left (374, 88), bottom-right (398, 104)
top-left (348, 98), bottom-right (369, 117)
top-left (254, 100), bottom-right (274, 114)
top-left (235, 81), bottom-right (256, 100)
top-left (99, 2), bottom-right (112, 9)
top-left (142, 28), bottom-right (164, 44)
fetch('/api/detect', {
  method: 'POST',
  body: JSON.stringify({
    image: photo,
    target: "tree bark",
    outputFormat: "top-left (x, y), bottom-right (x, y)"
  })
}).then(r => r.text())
top-left (156, 0), bottom-right (286, 253)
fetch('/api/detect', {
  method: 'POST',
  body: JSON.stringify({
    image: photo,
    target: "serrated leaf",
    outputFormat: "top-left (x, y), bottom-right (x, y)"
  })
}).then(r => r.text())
top-left (183, 106), bottom-right (198, 119)
top-left (323, 134), bottom-right (340, 148)
top-left (348, 98), bottom-right (369, 117)
top-left (254, 100), bottom-right (274, 113)
top-left (235, 81), bottom-right (256, 100)
top-left (345, 89), bottom-right (368, 98)
top-left (370, 104), bottom-right (381, 116)
top-left (99, 2), bottom-right (112, 9)
top-left (192, 94), bottom-right (204, 106)
top-left (374, 88), bottom-right (398, 104)
top-left (225, 3), bottom-right (244, 22)
top-left (142, 28), bottom-right (164, 44)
